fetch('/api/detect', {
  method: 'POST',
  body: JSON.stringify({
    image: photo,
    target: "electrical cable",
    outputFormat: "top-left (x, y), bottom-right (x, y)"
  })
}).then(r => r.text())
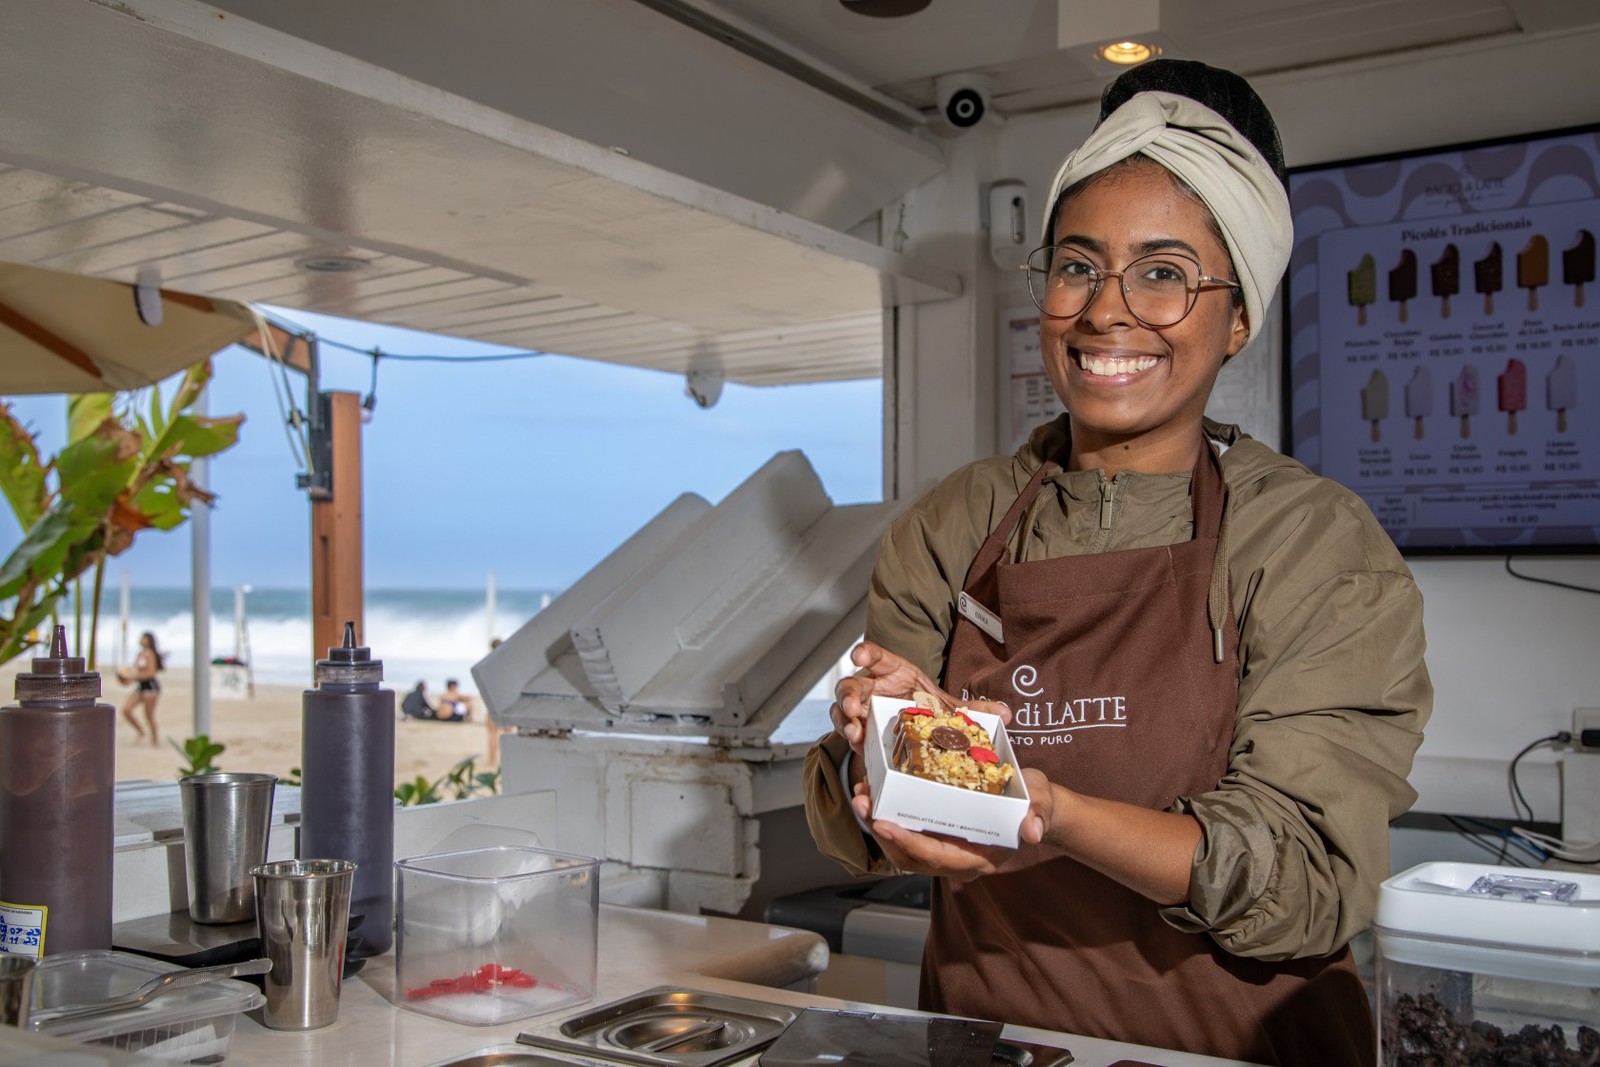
top-left (1508, 732), bottom-right (1567, 824)
top-left (247, 306), bottom-right (309, 471)
top-left (1441, 814), bottom-right (1535, 867)
top-left (310, 332), bottom-right (547, 364)
top-left (1504, 556), bottom-right (1600, 596)
top-left (1454, 814), bottom-right (1549, 863)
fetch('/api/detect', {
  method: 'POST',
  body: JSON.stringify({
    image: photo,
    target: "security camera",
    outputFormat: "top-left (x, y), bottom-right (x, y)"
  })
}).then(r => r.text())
top-left (934, 72), bottom-right (992, 130)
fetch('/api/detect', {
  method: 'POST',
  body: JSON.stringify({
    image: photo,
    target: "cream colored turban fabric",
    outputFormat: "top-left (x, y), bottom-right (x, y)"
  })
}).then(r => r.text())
top-left (1041, 91), bottom-right (1292, 347)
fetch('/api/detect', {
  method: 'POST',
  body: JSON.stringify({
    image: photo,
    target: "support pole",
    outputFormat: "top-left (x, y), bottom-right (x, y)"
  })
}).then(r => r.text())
top-left (191, 388), bottom-right (212, 740)
top-left (311, 391), bottom-right (365, 661)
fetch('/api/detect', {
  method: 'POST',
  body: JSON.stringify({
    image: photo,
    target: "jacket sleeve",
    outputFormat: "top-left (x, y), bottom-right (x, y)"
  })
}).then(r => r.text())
top-left (1159, 483), bottom-right (1432, 959)
top-left (801, 731), bottom-right (901, 877)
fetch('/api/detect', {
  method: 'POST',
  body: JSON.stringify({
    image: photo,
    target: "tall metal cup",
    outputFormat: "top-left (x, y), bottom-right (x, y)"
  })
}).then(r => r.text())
top-left (179, 772), bottom-right (278, 924)
top-left (0, 955), bottom-right (34, 1027)
top-left (251, 859), bottom-right (355, 1031)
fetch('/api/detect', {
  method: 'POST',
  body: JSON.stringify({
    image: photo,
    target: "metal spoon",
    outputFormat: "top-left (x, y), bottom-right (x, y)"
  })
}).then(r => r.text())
top-left (32, 957), bottom-right (271, 1026)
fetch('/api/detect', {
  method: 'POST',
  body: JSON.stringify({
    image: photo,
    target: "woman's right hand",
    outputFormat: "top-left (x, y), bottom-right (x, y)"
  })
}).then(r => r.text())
top-left (830, 641), bottom-right (951, 758)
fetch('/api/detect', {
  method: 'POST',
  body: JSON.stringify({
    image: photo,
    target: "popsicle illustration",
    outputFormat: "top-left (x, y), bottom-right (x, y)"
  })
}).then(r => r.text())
top-left (1388, 249), bottom-right (1417, 323)
top-left (1565, 229), bottom-right (1595, 308)
top-left (1405, 365), bottom-right (1433, 440)
top-left (1498, 358), bottom-right (1527, 435)
top-left (1360, 368), bottom-right (1390, 443)
top-left (1516, 234), bottom-right (1548, 312)
top-left (1546, 354), bottom-right (1577, 434)
top-left (1431, 244), bottom-right (1459, 318)
top-left (1474, 242), bottom-right (1502, 316)
top-left (1348, 254), bottom-right (1377, 326)
top-left (1450, 364), bottom-right (1479, 440)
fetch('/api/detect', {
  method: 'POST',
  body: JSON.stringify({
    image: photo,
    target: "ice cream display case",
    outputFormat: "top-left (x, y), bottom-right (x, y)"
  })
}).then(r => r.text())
top-left (473, 451), bottom-right (906, 919)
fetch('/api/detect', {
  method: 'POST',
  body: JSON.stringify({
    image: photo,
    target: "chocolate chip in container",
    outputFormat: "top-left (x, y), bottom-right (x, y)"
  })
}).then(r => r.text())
top-left (929, 725), bottom-right (970, 752)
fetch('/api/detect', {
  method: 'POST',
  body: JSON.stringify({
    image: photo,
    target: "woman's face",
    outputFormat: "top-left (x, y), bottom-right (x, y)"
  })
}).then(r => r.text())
top-left (1041, 161), bottom-right (1248, 468)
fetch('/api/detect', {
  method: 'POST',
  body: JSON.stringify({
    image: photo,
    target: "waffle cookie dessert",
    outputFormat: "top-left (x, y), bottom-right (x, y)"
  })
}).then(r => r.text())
top-left (891, 694), bottom-right (1015, 795)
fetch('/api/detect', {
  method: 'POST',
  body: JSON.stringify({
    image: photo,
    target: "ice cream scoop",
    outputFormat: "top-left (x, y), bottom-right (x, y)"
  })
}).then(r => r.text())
top-left (1451, 364), bottom-right (1480, 439)
top-left (1546, 354), bottom-right (1577, 434)
top-left (1474, 243), bottom-right (1503, 316)
top-left (1348, 254), bottom-right (1377, 326)
top-left (1361, 368), bottom-right (1390, 443)
top-left (1517, 235), bottom-right (1549, 312)
top-left (1431, 244), bottom-right (1459, 318)
top-left (1389, 248), bottom-right (1417, 323)
top-left (1498, 358), bottom-right (1527, 434)
top-left (1565, 229), bottom-right (1595, 308)
top-left (1405, 365), bottom-right (1433, 440)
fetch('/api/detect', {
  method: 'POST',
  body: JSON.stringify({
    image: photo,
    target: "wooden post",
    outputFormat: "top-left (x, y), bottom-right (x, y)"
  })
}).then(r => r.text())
top-left (311, 391), bottom-right (364, 662)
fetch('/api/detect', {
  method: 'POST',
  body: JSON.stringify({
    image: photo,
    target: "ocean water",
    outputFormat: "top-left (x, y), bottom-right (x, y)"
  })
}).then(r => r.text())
top-left (80, 586), bottom-right (558, 692)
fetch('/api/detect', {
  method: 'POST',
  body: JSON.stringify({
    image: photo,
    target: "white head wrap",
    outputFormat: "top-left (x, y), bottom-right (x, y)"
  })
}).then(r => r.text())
top-left (1041, 91), bottom-right (1292, 346)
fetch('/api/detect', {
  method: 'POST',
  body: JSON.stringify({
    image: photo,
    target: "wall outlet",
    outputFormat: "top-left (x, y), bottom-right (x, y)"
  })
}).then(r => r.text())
top-left (1573, 707), bottom-right (1600, 751)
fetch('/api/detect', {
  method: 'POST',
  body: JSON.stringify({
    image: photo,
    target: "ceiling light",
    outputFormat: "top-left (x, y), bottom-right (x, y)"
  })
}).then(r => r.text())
top-left (1096, 40), bottom-right (1160, 65)
top-left (296, 255), bottom-right (369, 274)
top-left (839, 0), bottom-right (930, 17)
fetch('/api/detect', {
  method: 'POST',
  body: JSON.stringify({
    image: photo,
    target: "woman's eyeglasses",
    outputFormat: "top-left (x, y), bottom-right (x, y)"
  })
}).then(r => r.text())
top-left (1022, 245), bottom-right (1240, 328)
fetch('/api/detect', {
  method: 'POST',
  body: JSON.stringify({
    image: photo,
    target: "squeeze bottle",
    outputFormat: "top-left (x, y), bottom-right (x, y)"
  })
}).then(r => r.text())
top-left (299, 622), bottom-right (395, 958)
top-left (0, 626), bottom-right (115, 956)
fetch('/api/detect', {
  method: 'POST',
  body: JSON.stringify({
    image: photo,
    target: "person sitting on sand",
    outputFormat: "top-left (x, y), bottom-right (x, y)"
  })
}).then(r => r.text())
top-left (116, 631), bottom-right (165, 748)
top-left (400, 681), bottom-right (436, 721)
top-left (438, 679), bottom-right (472, 723)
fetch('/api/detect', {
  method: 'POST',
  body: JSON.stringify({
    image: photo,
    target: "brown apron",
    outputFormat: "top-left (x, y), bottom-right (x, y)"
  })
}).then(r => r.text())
top-left (926, 440), bottom-right (1373, 1067)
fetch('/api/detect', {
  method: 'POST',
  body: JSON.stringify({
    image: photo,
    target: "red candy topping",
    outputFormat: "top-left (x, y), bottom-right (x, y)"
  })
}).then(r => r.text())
top-left (900, 707), bottom-right (934, 717)
top-left (969, 746), bottom-right (999, 764)
top-left (954, 711), bottom-right (979, 728)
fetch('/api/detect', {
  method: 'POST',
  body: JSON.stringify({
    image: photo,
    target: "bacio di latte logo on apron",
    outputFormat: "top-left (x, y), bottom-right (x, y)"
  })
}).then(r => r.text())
top-left (961, 663), bottom-right (1129, 749)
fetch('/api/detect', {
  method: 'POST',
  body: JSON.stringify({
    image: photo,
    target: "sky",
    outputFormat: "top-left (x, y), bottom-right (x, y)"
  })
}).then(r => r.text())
top-left (1, 308), bottom-right (883, 592)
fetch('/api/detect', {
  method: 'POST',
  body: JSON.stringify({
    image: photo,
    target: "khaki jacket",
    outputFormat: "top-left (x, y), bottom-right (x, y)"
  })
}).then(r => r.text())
top-left (803, 416), bottom-right (1432, 960)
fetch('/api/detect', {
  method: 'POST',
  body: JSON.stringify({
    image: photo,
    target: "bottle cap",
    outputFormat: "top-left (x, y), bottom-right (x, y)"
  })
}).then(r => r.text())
top-left (315, 621), bottom-right (383, 686)
top-left (15, 625), bottom-right (101, 703)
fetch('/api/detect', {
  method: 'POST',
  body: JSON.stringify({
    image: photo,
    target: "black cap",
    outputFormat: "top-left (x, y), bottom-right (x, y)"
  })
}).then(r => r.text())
top-left (314, 621), bottom-right (383, 686)
top-left (15, 624), bottom-right (101, 703)
top-left (1097, 59), bottom-right (1287, 190)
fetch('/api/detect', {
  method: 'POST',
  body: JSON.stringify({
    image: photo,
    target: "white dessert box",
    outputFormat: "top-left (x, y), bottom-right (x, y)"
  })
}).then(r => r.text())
top-left (863, 696), bottom-right (1031, 848)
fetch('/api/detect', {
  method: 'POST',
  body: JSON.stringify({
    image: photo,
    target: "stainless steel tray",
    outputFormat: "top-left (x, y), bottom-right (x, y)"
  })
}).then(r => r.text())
top-left (755, 1008), bottom-right (1073, 1067)
top-left (518, 986), bottom-right (800, 1067)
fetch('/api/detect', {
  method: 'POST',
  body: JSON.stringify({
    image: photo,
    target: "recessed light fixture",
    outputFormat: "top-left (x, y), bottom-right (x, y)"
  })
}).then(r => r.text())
top-left (296, 255), bottom-right (369, 274)
top-left (1097, 40), bottom-right (1160, 65)
top-left (839, 0), bottom-right (930, 17)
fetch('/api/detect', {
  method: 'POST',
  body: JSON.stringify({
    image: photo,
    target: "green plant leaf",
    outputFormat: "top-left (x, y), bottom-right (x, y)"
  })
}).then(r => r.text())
top-left (67, 394), bottom-right (114, 444)
top-left (0, 405), bottom-right (48, 531)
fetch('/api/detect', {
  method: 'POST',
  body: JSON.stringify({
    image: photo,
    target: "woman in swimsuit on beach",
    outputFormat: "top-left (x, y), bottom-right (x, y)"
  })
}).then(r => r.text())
top-left (118, 630), bottom-right (165, 747)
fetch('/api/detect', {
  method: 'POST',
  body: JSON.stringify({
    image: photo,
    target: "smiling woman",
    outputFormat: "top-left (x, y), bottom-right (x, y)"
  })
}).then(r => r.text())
top-left (804, 59), bottom-right (1433, 1067)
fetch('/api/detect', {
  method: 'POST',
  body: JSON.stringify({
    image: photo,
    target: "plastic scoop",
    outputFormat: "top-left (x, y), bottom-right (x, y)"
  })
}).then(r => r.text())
top-left (1360, 368), bottom-right (1389, 443)
top-left (1498, 358), bottom-right (1527, 435)
top-left (1517, 234), bottom-right (1549, 312)
top-left (1474, 242), bottom-right (1502, 315)
top-left (1450, 364), bottom-right (1480, 440)
top-left (1404, 365), bottom-right (1433, 440)
top-left (1430, 243), bottom-right (1459, 318)
top-left (1547, 354), bottom-right (1577, 434)
top-left (30, 957), bottom-right (271, 1026)
top-left (1388, 248), bottom-right (1417, 323)
top-left (1347, 254), bottom-right (1376, 326)
top-left (1565, 229), bottom-right (1595, 307)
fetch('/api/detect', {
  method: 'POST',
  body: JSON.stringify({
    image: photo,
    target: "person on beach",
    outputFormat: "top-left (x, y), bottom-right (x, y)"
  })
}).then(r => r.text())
top-left (117, 631), bottom-right (165, 747)
top-left (802, 60), bottom-right (1430, 1066)
top-left (401, 681), bottom-right (437, 720)
top-left (438, 678), bottom-right (472, 723)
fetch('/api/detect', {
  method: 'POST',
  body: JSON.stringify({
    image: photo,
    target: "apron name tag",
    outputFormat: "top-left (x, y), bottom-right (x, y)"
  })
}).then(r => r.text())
top-left (958, 592), bottom-right (1004, 645)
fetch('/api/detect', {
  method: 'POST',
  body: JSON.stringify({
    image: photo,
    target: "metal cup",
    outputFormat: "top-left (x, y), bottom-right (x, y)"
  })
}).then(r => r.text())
top-left (251, 859), bottom-right (356, 1031)
top-left (0, 955), bottom-right (34, 1027)
top-left (180, 772), bottom-right (278, 924)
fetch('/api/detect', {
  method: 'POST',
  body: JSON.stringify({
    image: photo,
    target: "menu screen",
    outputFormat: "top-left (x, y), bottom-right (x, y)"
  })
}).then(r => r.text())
top-left (1285, 125), bottom-right (1600, 554)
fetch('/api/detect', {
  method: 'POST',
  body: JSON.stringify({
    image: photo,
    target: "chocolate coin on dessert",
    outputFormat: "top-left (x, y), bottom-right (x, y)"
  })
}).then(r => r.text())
top-left (929, 725), bottom-right (970, 752)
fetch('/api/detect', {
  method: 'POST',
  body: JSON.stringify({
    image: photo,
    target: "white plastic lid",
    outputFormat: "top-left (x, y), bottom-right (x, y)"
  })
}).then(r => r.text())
top-left (1374, 861), bottom-right (1600, 954)
top-left (30, 949), bottom-right (264, 1044)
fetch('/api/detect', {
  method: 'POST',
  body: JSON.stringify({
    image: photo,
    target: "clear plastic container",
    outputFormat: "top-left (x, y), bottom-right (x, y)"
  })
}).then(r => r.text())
top-left (395, 844), bottom-right (598, 1026)
top-left (29, 949), bottom-right (264, 1063)
top-left (1374, 862), bottom-right (1600, 1066)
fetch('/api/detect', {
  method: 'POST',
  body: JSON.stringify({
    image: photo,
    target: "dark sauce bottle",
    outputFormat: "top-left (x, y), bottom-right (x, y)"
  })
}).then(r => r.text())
top-left (0, 626), bottom-right (115, 956)
top-left (299, 622), bottom-right (394, 957)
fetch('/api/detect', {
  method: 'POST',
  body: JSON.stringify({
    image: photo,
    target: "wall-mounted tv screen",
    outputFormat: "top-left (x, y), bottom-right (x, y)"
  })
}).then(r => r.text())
top-left (1284, 124), bottom-right (1599, 555)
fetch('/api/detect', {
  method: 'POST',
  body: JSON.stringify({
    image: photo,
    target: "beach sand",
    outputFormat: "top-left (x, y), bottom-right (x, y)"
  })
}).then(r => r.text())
top-left (0, 665), bottom-right (498, 789)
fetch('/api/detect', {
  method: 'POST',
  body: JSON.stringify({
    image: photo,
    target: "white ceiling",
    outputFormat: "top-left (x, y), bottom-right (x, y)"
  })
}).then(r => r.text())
top-left (1, 0), bottom-right (1595, 387)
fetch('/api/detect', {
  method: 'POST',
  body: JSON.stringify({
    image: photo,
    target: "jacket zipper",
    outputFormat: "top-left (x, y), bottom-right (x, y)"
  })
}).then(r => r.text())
top-left (1090, 474), bottom-right (1118, 551)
